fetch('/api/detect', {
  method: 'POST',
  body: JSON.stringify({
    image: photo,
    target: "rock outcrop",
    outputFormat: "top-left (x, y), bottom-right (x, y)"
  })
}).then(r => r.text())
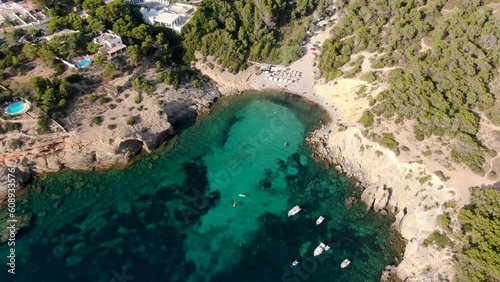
top-left (310, 127), bottom-right (459, 281)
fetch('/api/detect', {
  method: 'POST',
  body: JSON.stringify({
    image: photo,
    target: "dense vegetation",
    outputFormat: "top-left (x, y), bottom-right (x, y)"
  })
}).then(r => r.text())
top-left (455, 187), bottom-right (500, 282)
top-left (182, 0), bottom-right (329, 71)
top-left (320, 0), bottom-right (500, 174)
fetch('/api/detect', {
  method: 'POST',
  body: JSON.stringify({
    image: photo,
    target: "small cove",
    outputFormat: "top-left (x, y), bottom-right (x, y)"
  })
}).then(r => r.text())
top-left (1, 91), bottom-right (397, 282)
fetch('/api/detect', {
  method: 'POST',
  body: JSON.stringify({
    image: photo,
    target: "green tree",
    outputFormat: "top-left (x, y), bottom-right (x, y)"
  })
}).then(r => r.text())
top-left (93, 53), bottom-right (106, 66)
top-left (456, 187), bottom-right (500, 282)
top-left (127, 45), bottom-right (140, 67)
top-left (82, 0), bottom-right (104, 13)
top-left (103, 63), bottom-right (116, 79)
top-left (47, 16), bottom-right (67, 33)
top-left (360, 110), bottom-right (374, 127)
top-left (87, 42), bottom-right (100, 54)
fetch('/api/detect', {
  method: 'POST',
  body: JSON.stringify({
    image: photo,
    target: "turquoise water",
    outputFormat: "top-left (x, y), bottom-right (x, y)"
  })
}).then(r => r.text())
top-left (0, 91), bottom-right (397, 282)
top-left (77, 58), bottom-right (91, 68)
top-left (5, 102), bottom-right (27, 114)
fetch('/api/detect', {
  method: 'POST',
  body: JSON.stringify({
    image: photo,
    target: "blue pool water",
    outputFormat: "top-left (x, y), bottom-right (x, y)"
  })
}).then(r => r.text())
top-left (5, 102), bottom-right (27, 114)
top-left (77, 58), bottom-right (91, 68)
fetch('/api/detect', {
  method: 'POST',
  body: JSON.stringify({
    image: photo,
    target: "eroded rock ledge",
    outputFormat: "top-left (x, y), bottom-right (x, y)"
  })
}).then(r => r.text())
top-left (308, 127), bottom-right (458, 282)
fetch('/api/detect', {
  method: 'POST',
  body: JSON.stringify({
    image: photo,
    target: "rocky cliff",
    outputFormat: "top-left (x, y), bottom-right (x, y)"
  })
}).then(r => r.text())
top-left (310, 127), bottom-right (459, 281)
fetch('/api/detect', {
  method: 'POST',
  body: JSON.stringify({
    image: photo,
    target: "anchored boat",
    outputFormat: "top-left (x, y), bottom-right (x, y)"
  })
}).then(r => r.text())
top-left (288, 205), bottom-right (302, 217)
top-left (316, 216), bottom-right (325, 225)
top-left (313, 243), bottom-right (327, 256)
top-left (341, 259), bottom-right (351, 268)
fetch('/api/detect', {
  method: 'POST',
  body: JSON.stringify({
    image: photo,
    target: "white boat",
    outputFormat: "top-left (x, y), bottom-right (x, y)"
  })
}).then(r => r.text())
top-left (238, 194), bottom-right (246, 197)
top-left (313, 243), bottom-right (326, 256)
top-left (291, 260), bottom-right (299, 267)
top-left (284, 142), bottom-right (288, 147)
top-left (316, 216), bottom-right (325, 225)
top-left (341, 259), bottom-right (351, 268)
top-left (324, 245), bottom-right (330, 251)
top-left (288, 205), bottom-right (302, 217)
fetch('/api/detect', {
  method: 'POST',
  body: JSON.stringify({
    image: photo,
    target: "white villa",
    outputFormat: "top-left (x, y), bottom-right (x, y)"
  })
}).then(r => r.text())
top-left (139, 3), bottom-right (195, 33)
top-left (124, 0), bottom-right (170, 5)
top-left (92, 31), bottom-right (127, 59)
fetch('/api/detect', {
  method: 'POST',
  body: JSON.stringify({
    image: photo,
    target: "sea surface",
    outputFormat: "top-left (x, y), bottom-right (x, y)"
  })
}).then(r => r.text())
top-left (1, 91), bottom-right (397, 282)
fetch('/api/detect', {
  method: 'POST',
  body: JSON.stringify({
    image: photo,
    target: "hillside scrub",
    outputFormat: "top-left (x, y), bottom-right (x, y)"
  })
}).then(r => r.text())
top-left (320, 0), bottom-right (500, 173)
top-left (182, 0), bottom-right (329, 70)
top-left (455, 187), bottom-right (500, 282)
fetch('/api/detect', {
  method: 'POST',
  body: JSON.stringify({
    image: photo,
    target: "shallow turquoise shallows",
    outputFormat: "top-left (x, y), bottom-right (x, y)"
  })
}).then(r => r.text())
top-left (0, 91), bottom-right (397, 282)
top-left (5, 102), bottom-right (27, 114)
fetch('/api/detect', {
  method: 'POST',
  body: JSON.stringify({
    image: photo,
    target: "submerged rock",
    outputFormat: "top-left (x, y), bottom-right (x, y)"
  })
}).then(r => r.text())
top-left (65, 255), bottom-right (83, 267)
top-left (345, 196), bottom-right (359, 209)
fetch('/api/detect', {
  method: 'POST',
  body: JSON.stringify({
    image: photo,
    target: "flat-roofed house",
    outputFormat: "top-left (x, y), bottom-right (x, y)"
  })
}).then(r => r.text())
top-left (124, 0), bottom-right (170, 4)
top-left (139, 3), bottom-right (195, 32)
top-left (92, 31), bottom-right (127, 59)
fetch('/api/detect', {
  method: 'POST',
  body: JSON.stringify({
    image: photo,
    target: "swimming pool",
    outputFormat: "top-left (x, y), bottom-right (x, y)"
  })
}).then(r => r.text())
top-left (77, 58), bottom-right (92, 68)
top-left (5, 102), bottom-right (28, 115)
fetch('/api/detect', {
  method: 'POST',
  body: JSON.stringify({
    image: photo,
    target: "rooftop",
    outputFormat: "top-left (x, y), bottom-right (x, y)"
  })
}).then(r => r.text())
top-left (106, 44), bottom-right (127, 54)
top-left (155, 11), bottom-right (179, 24)
top-left (94, 32), bottom-right (121, 43)
top-left (167, 3), bottom-right (193, 15)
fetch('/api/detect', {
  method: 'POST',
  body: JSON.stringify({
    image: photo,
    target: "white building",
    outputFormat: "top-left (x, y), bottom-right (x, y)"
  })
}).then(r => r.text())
top-left (124, 0), bottom-right (170, 5)
top-left (92, 31), bottom-right (127, 59)
top-left (139, 3), bottom-right (194, 33)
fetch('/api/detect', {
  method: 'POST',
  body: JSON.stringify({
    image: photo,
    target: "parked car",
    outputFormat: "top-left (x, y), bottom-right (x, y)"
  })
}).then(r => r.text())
top-left (310, 47), bottom-right (316, 51)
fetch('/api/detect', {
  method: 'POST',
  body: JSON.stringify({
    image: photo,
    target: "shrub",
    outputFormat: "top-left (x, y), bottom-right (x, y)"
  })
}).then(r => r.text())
top-left (401, 146), bottom-right (410, 152)
top-left (9, 139), bottom-right (21, 149)
top-left (108, 104), bottom-right (117, 109)
top-left (439, 213), bottom-right (451, 228)
top-left (487, 171), bottom-right (497, 179)
top-left (91, 116), bottom-right (102, 126)
top-left (64, 74), bottom-right (82, 83)
top-left (86, 94), bottom-right (98, 103)
top-left (134, 94), bottom-right (142, 104)
top-left (419, 175), bottom-right (432, 185)
top-left (107, 124), bottom-right (116, 130)
top-left (380, 133), bottom-right (399, 151)
top-left (37, 116), bottom-right (51, 134)
top-left (434, 171), bottom-right (450, 182)
top-left (361, 71), bottom-right (377, 82)
top-left (99, 97), bottom-right (111, 104)
top-left (360, 111), bottom-right (374, 127)
top-left (126, 116), bottom-right (135, 125)
top-left (443, 201), bottom-right (457, 209)
top-left (368, 96), bottom-right (376, 106)
top-left (424, 231), bottom-right (450, 248)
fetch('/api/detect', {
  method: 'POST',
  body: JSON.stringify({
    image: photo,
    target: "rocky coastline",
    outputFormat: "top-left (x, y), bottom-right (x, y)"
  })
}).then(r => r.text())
top-left (1, 76), bottom-right (459, 281)
top-left (308, 126), bottom-right (459, 281)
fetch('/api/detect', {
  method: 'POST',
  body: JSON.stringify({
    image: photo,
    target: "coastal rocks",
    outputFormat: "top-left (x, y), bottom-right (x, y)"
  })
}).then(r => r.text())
top-left (311, 127), bottom-right (459, 282)
top-left (361, 185), bottom-right (390, 212)
top-left (345, 196), bottom-right (358, 209)
top-left (0, 167), bottom-right (32, 207)
top-left (380, 265), bottom-right (398, 282)
top-left (0, 209), bottom-right (32, 243)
